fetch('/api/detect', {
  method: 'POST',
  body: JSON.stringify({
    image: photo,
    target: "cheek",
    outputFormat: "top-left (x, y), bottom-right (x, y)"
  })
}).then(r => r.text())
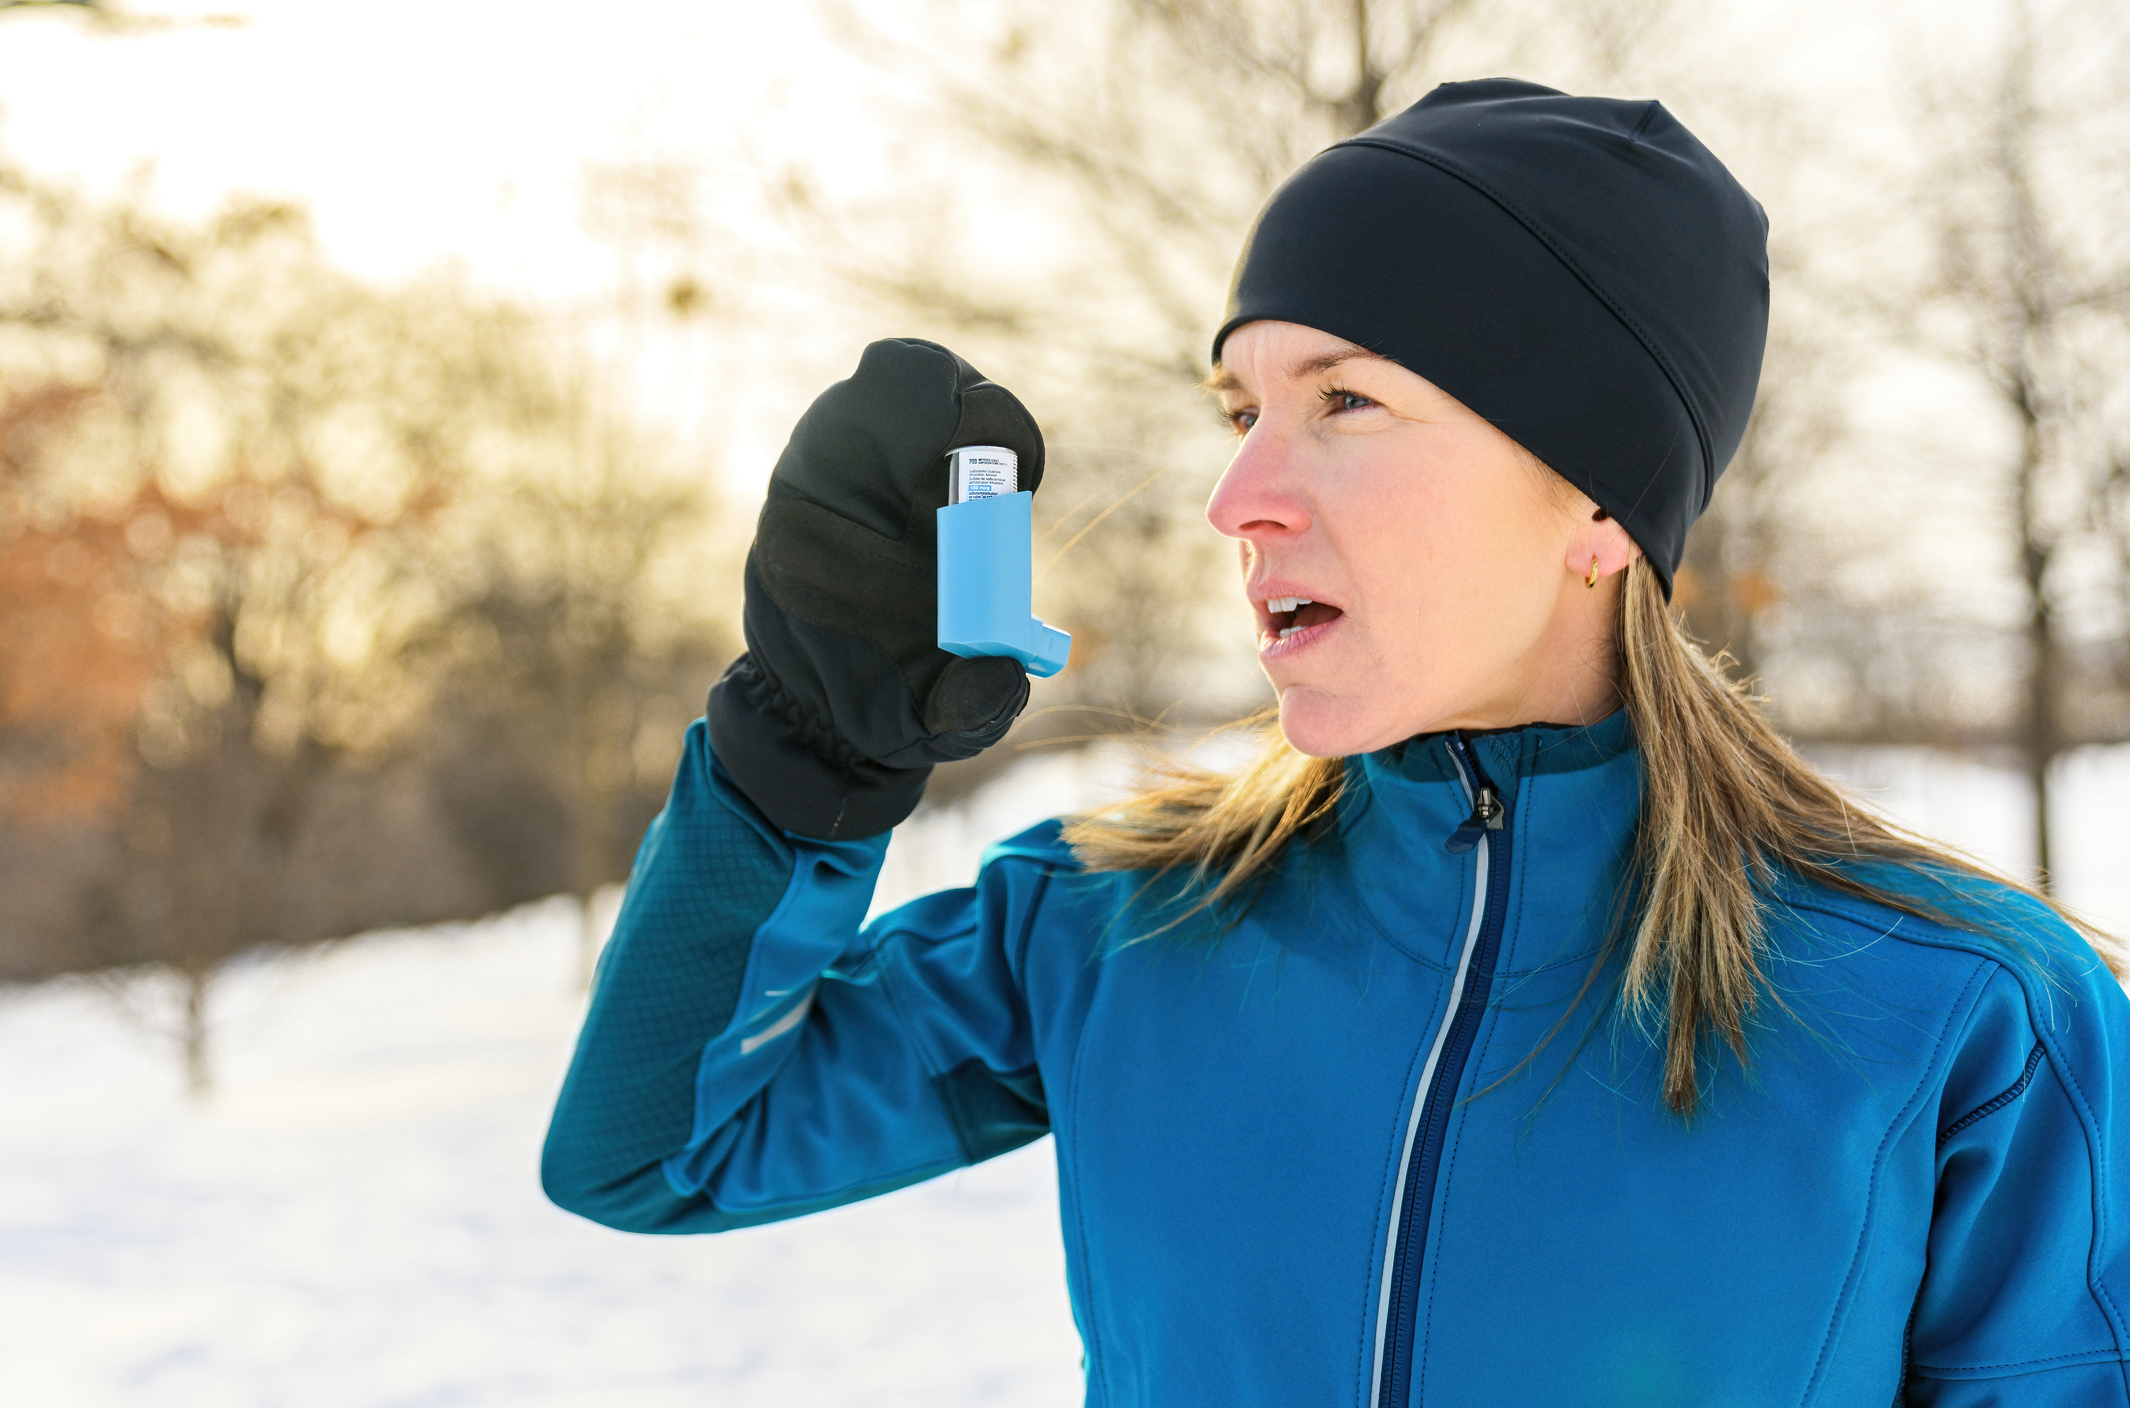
top-left (1333, 441), bottom-right (1562, 664)
top-left (1332, 453), bottom-right (1500, 623)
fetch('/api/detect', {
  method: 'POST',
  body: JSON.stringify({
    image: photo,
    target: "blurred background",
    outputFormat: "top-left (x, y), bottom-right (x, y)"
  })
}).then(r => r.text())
top-left (2, 0), bottom-right (2127, 1403)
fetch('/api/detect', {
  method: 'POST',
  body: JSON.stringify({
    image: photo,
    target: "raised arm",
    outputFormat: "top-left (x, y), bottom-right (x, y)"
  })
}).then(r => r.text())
top-left (542, 339), bottom-right (1060, 1234)
top-left (540, 721), bottom-right (1054, 1233)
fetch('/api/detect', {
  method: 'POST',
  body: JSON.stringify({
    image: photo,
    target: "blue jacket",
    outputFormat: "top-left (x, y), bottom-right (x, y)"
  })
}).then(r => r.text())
top-left (543, 713), bottom-right (2130, 1406)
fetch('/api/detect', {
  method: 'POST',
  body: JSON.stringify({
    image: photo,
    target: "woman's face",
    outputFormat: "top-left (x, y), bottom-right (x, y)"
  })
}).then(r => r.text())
top-left (1205, 320), bottom-right (1639, 757)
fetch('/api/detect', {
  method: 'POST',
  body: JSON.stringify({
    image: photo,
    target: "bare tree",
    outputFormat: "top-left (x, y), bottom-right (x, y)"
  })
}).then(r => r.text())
top-left (1903, 0), bottom-right (2130, 884)
top-left (779, 0), bottom-right (1764, 740)
top-left (0, 164), bottom-right (718, 1091)
top-left (412, 430), bottom-right (733, 988)
top-left (1675, 224), bottom-right (1871, 693)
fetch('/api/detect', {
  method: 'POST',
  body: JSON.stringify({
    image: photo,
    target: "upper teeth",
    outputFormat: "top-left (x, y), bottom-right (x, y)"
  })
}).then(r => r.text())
top-left (1266, 595), bottom-right (1313, 614)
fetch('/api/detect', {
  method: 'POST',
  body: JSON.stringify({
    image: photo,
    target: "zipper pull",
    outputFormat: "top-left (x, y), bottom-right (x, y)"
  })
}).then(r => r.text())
top-left (1443, 732), bottom-right (1506, 854)
top-left (1444, 785), bottom-right (1501, 854)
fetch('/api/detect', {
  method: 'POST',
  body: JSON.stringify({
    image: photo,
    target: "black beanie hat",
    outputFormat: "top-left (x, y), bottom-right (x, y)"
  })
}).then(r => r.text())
top-left (1212, 78), bottom-right (1769, 593)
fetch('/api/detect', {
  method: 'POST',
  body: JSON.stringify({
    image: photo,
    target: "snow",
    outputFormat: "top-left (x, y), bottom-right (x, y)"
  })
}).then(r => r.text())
top-left (1807, 743), bottom-right (2130, 933)
top-left (0, 907), bottom-right (1092, 1407)
top-left (1, 741), bottom-right (2123, 1406)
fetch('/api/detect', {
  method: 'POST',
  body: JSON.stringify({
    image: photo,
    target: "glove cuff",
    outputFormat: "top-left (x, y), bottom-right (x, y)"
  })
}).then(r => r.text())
top-left (706, 654), bottom-right (933, 840)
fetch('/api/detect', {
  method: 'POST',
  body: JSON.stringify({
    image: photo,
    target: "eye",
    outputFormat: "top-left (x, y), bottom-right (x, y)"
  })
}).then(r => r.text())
top-left (1219, 404), bottom-right (1258, 436)
top-left (1322, 387), bottom-right (1375, 414)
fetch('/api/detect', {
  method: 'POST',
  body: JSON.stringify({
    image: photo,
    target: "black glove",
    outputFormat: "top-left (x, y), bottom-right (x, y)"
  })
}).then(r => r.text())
top-left (707, 338), bottom-right (1046, 840)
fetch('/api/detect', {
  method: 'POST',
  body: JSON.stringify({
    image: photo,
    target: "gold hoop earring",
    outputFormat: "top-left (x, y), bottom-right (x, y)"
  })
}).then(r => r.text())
top-left (1585, 556), bottom-right (1600, 589)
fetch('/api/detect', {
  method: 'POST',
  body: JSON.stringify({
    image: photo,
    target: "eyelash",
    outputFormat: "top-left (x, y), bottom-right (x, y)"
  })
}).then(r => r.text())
top-left (1217, 386), bottom-right (1375, 436)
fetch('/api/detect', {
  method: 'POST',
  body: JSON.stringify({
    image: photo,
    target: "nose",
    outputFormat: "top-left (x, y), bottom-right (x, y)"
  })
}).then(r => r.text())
top-left (1205, 424), bottom-right (1312, 542)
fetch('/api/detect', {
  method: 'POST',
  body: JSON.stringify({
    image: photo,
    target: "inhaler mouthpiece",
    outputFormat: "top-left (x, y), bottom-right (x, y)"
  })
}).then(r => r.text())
top-left (947, 446), bottom-right (1018, 504)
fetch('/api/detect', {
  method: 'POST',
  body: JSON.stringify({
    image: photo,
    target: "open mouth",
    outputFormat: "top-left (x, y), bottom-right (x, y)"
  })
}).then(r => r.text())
top-left (1265, 594), bottom-right (1344, 640)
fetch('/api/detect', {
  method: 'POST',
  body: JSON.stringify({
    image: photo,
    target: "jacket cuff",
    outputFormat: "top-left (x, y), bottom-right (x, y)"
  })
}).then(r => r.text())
top-left (705, 655), bottom-right (931, 841)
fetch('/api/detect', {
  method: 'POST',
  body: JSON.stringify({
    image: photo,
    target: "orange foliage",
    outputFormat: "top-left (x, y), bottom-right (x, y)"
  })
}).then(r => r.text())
top-left (1670, 564), bottom-right (1782, 621)
top-left (0, 387), bottom-right (206, 822)
top-left (0, 497), bottom-right (208, 822)
top-left (2, 471), bottom-right (399, 826)
top-left (1727, 568), bottom-right (1782, 618)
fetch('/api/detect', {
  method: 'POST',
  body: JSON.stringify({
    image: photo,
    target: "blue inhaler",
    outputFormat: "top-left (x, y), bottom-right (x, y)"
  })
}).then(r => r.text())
top-left (936, 446), bottom-right (1071, 678)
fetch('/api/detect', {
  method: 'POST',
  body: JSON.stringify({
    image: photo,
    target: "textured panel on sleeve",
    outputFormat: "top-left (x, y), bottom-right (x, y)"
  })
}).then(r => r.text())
top-left (541, 721), bottom-right (794, 1230)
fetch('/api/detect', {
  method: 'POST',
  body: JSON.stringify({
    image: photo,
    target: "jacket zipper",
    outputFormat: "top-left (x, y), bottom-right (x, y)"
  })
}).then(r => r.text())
top-left (1368, 733), bottom-right (1513, 1408)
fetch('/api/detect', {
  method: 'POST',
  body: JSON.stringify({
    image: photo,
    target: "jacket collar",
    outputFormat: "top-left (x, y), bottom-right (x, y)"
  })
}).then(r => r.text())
top-left (1333, 710), bottom-right (1642, 973)
top-left (1366, 708), bottom-right (1637, 788)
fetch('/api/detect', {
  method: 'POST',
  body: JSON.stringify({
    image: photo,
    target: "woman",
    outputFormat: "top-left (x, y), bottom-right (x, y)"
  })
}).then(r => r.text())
top-left (543, 80), bottom-right (2130, 1405)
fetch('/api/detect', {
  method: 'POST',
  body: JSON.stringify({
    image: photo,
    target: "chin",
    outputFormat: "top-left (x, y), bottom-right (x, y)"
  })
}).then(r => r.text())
top-left (1279, 681), bottom-right (1460, 757)
top-left (1276, 691), bottom-right (1390, 759)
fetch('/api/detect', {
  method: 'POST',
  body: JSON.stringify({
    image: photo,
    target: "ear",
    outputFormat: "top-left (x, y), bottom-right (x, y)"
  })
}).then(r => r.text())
top-left (1563, 503), bottom-right (1642, 584)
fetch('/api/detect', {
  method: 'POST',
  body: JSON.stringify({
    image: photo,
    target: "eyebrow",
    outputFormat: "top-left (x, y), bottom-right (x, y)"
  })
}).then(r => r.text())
top-left (1201, 344), bottom-right (1388, 395)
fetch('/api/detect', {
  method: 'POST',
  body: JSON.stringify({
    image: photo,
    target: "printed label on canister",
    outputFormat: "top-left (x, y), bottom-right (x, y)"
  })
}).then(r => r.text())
top-left (948, 446), bottom-right (1018, 504)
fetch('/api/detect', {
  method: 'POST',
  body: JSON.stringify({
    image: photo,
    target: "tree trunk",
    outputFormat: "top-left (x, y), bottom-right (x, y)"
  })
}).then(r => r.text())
top-left (2014, 367), bottom-right (2057, 890)
top-left (1327, 0), bottom-right (1381, 139)
top-left (2023, 550), bottom-right (2058, 890)
top-left (578, 889), bottom-right (603, 991)
top-left (182, 968), bottom-right (213, 1104)
top-left (572, 767), bottom-right (612, 992)
top-left (1994, 9), bottom-right (2061, 893)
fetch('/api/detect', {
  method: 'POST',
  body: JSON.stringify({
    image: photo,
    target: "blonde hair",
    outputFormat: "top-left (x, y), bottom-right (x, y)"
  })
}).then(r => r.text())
top-left (1064, 559), bottom-right (2124, 1114)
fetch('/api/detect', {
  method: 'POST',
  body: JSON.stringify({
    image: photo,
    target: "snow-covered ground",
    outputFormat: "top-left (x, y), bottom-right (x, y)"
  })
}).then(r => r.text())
top-left (1, 740), bottom-right (2124, 1407)
top-left (0, 747), bottom-right (1142, 1408)
top-left (0, 909), bottom-right (1085, 1408)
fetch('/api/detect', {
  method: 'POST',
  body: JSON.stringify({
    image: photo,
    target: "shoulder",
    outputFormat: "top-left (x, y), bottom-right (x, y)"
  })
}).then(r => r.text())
top-left (974, 817), bottom-right (1168, 922)
top-left (1777, 866), bottom-right (2118, 995)
top-left (1773, 868), bottom-right (2130, 1091)
top-left (970, 817), bottom-right (1229, 970)
top-left (977, 817), bottom-right (1084, 874)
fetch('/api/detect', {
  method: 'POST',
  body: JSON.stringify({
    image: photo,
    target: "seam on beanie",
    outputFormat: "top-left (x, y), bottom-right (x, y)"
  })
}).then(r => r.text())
top-left (1337, 135), bottom-right (1715, 510)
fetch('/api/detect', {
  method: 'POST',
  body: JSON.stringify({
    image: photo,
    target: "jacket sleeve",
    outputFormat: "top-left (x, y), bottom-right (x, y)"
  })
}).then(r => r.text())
top-left (1904, 946), bottom-right (2130, 1405)
top-left (540, 718), bottom-right (1056, 1235)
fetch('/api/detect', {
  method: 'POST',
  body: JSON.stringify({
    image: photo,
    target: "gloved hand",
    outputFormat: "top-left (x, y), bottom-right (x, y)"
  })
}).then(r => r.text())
top-left (707, 338), bottom-right (1046, 840)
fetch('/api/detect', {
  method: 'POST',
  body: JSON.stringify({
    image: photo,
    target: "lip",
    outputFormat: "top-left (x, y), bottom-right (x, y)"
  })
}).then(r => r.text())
top-left (1259, 612), bottom-right (1341, 660)
top-left (1249, 580), bottom-right (1343, 660)
top-left (1249, 582), bottom-right (1323, 619)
